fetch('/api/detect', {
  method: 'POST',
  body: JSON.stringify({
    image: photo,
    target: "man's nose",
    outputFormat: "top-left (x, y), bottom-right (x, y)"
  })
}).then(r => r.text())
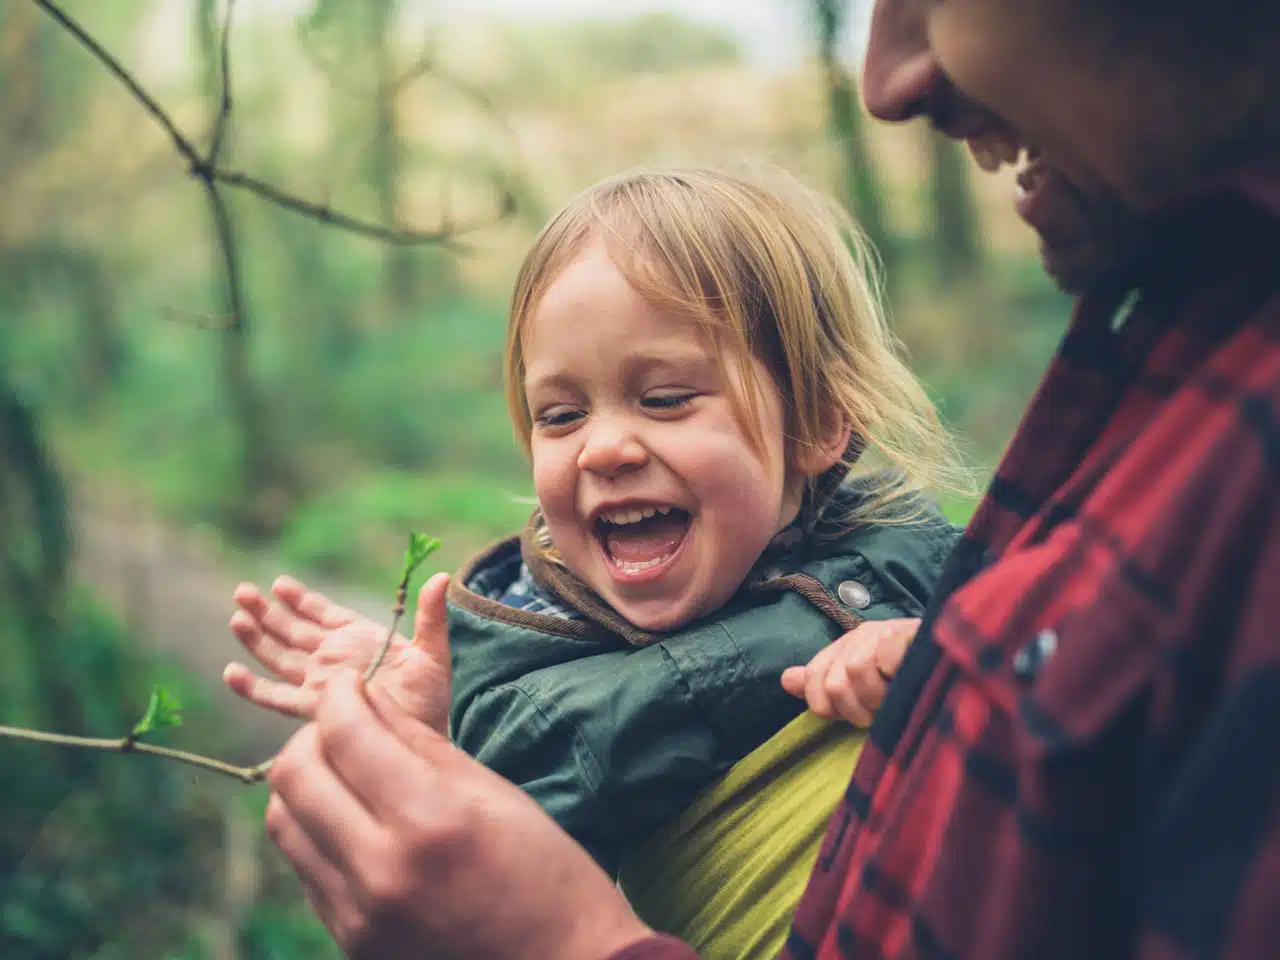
top-left (860, 0), bottom-right (943, 123)
top-left (576, 419), bottom-right (648, 477)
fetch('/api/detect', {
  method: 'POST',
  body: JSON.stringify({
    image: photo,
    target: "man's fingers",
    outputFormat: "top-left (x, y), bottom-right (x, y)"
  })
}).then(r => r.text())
top-left (222, 661), bottom-right (313, 718)
top-left (364, 678), bottom-right (463, 768)
top-left (268, 719), bottom-right (386, 866)
top-left (312, 671), bottom-right (451, 825)
top-left (274, 575), bottom-right (359, 631)
top-left (264, 792), bottom-right (362, 941)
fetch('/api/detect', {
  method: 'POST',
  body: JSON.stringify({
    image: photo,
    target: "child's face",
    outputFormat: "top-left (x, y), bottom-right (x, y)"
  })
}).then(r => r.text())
top-left (521, 242), bottom-right (803, 632)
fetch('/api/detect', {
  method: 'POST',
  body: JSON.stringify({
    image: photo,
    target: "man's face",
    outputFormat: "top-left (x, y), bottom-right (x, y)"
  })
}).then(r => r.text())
top-left (861, 0), bottom-right (1170, 293)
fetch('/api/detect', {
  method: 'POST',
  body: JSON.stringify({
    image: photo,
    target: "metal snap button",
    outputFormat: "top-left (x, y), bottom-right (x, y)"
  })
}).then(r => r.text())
top-left (1012, 628), bottom-right (1058, 684)
top-left (837, 580), bottom-right (871, 609)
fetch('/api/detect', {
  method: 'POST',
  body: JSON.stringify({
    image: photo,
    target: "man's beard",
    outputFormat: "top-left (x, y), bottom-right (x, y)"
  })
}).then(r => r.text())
top-left (1031, 166), bottom-right (1146, 295)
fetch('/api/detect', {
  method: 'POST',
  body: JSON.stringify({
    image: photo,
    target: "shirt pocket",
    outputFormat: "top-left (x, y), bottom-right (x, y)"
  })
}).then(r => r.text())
top-left (936, 552), bottom-right (1171, 859)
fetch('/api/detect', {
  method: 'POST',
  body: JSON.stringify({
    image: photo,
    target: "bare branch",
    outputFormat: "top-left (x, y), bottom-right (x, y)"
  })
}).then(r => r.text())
top-left (31, 0), bottom-right (514, 247)
top-left (203, 178), bottom-right (246, 334)
top-left (0, 723), bottom-right (271, 784)
top-left (32, 0), bottom-right (202, 169)
top-left (208, 0), bottom-right (237, 165)
top-left (301, 25), bottom-right (521, 155)
top-left (213, 165), bottom-right (513, 247)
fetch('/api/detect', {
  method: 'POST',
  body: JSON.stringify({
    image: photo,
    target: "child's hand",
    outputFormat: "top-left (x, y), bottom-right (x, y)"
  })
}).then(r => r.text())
top-left (224, 572), bottom-right (453, 733)
top-left (780, 618), bottom-right (920, 727)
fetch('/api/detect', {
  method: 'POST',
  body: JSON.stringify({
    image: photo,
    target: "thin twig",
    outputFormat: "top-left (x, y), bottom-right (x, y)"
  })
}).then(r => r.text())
top-left (363, 580), bottom-right (410, 683)
top-left (302, 27), bottom-right (522, 156)
top-left (203, 177), bottom-right (245, 333)
top-left (208, 0), bottom-right (236, 165)
top-left (31, 0), bottom-right (514, 247)
top-left (212, 166), bottom-right (510, 247)
top-left (32, 0), bottom-right (201, 169)
top-left (0, 724), bottom-right (271, 784)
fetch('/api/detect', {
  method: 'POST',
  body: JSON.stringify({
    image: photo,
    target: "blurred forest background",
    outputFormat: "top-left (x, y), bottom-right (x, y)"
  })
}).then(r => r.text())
top-left (0, 0), bottom-right (1072, 956)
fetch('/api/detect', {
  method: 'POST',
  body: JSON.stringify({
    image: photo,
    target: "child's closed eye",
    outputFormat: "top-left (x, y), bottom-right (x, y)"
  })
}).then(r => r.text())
top-left (535, 407), bottom-right (584, 428)
top-left (642, 393), bottom-right (697, 412)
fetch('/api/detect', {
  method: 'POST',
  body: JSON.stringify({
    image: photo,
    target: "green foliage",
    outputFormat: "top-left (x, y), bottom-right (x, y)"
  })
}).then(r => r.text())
top-left (0, 591), bottom-right (342, 957)
top-left (239, 901), bottom-right (343, 960)
top-left (278, 470), bottom-right (532, 586)
top-left (491, 13), bottom-right (741, 105)
top-left (131, 684), bottom-right (184, 738)
top-left (0, 593), bottom-right (218, 957)
top-left (403, 532), bottom-right (441, 583)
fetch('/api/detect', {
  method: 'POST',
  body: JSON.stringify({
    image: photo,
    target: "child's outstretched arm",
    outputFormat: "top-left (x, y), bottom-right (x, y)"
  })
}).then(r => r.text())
top-left (224, 572), bottom-right (453, 732)
top-left (780, 618), bottom-right (919, 727)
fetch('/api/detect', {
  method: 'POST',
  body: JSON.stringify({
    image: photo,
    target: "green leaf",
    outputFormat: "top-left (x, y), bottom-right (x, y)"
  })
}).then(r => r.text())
top-left (401, 531), bottom-right (441, 583)
top-left (132, 684), bottom-right (184, 737)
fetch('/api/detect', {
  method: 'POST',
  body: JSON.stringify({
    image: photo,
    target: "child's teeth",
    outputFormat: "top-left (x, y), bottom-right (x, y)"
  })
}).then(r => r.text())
top-left (604, 505), bottom-right (669, 525)
top-left (615, 554), bottom-right (672, 572)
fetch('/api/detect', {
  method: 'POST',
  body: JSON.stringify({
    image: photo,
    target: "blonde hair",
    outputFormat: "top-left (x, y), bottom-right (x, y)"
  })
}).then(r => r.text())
top-left (505, 164), bottom-right (972, 532)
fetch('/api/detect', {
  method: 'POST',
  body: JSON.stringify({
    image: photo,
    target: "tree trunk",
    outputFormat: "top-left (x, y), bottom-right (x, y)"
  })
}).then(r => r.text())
top-left (368, 0), bottom-right (417, 313)
top-left (928, 130), bottom-right (984, 288)
top-left (196, 0), bottom-right (295, 536)
top-left (812, 0), bottom-right (897, 299)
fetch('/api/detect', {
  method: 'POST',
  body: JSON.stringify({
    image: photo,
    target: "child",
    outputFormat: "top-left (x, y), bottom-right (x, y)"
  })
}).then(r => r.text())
top-left (225, 165), bottom-right (965, 959)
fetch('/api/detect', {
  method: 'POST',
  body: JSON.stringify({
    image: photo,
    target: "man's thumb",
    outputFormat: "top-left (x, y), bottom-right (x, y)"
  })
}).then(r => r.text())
top-left (412, 572), bottom-right (451, 659)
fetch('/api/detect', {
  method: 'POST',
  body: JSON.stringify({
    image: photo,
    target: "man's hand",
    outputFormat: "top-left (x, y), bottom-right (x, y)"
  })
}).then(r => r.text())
top-left (780, 618), bottom-right (919, 726)
top-left (224, 573), bottom-right (452, 735)
top-left (265, 671), bottom-right (654, 960)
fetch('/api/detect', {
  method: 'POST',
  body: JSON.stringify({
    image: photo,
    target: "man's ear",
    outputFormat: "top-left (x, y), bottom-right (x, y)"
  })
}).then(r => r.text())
top-left (792, 412), bottom-right (853, 478)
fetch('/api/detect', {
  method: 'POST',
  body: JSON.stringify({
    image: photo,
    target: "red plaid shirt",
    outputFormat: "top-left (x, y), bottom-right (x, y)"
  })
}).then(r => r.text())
top-left (613, 187), bottom-right (1280, 960)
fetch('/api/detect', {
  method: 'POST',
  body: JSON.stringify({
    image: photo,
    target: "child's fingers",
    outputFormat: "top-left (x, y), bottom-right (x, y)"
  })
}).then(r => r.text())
top-left (843, 658), bottom-right (887, 718)
top-left (839, 628), bottom-right (888, 714)
top-left (780, 665), bottom-right (807, 698)
top-left (873, 618), bottom-right (919, 679)
top-left (245, 593), bottom-right (326, 655)
top-left (230, 609), bottom-right (309, 683)
top-left (232, 582), bottom-right (269, 616)
top-left (222, 661), bottom-right (314, 719)
top-left (273, 576), bottom-right (359, 631)
top-left (803, 643), bottom-right (842, 718)
top-left (412, 573), bottom-right (452, 661)
top-left (825, 670), bottom-right (875, 727)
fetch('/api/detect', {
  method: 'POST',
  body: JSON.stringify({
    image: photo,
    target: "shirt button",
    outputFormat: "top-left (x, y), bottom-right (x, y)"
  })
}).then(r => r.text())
top-left (1013, 628), bottom-right (1058, 684)
top-left (837, 580), bottom-right (871, 609)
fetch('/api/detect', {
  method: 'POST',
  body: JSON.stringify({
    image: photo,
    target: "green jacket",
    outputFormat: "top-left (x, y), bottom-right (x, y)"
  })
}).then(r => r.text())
top-left (446, 484), bottom-right (958, 875)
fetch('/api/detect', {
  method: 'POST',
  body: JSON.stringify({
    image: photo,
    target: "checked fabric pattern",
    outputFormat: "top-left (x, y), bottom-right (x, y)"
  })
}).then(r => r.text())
top-left (617, 192), bottom-right (1280, 960)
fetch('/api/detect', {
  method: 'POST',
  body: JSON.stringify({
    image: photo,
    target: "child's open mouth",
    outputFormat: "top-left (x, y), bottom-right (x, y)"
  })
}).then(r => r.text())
top-left (594, 504), bottom-right (691, 581)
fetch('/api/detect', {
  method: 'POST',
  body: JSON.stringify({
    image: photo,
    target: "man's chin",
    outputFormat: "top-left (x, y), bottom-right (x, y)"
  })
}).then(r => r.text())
top-left (1040, 239), bottom-right (1106, 295)
top-left (1026, 167), bottom-right (1143, 295)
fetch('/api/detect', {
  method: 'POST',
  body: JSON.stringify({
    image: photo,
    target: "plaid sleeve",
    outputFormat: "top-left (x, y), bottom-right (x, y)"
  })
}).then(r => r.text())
top-left (1136, 514), bottom-right (1280, 958)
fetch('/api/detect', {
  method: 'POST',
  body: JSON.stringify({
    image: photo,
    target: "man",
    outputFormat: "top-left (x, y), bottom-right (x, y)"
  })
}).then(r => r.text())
top-left (262, 1), bottom-right (1280, 957)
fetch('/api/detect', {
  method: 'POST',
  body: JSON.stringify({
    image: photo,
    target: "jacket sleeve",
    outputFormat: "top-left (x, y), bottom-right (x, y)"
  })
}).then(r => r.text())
top-left (451, 680), bottom-right (619, 873)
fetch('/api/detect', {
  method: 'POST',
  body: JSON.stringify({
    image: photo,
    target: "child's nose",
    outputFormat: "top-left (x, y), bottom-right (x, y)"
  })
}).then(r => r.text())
top-left (577, 422), bottom-right (647, 477)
